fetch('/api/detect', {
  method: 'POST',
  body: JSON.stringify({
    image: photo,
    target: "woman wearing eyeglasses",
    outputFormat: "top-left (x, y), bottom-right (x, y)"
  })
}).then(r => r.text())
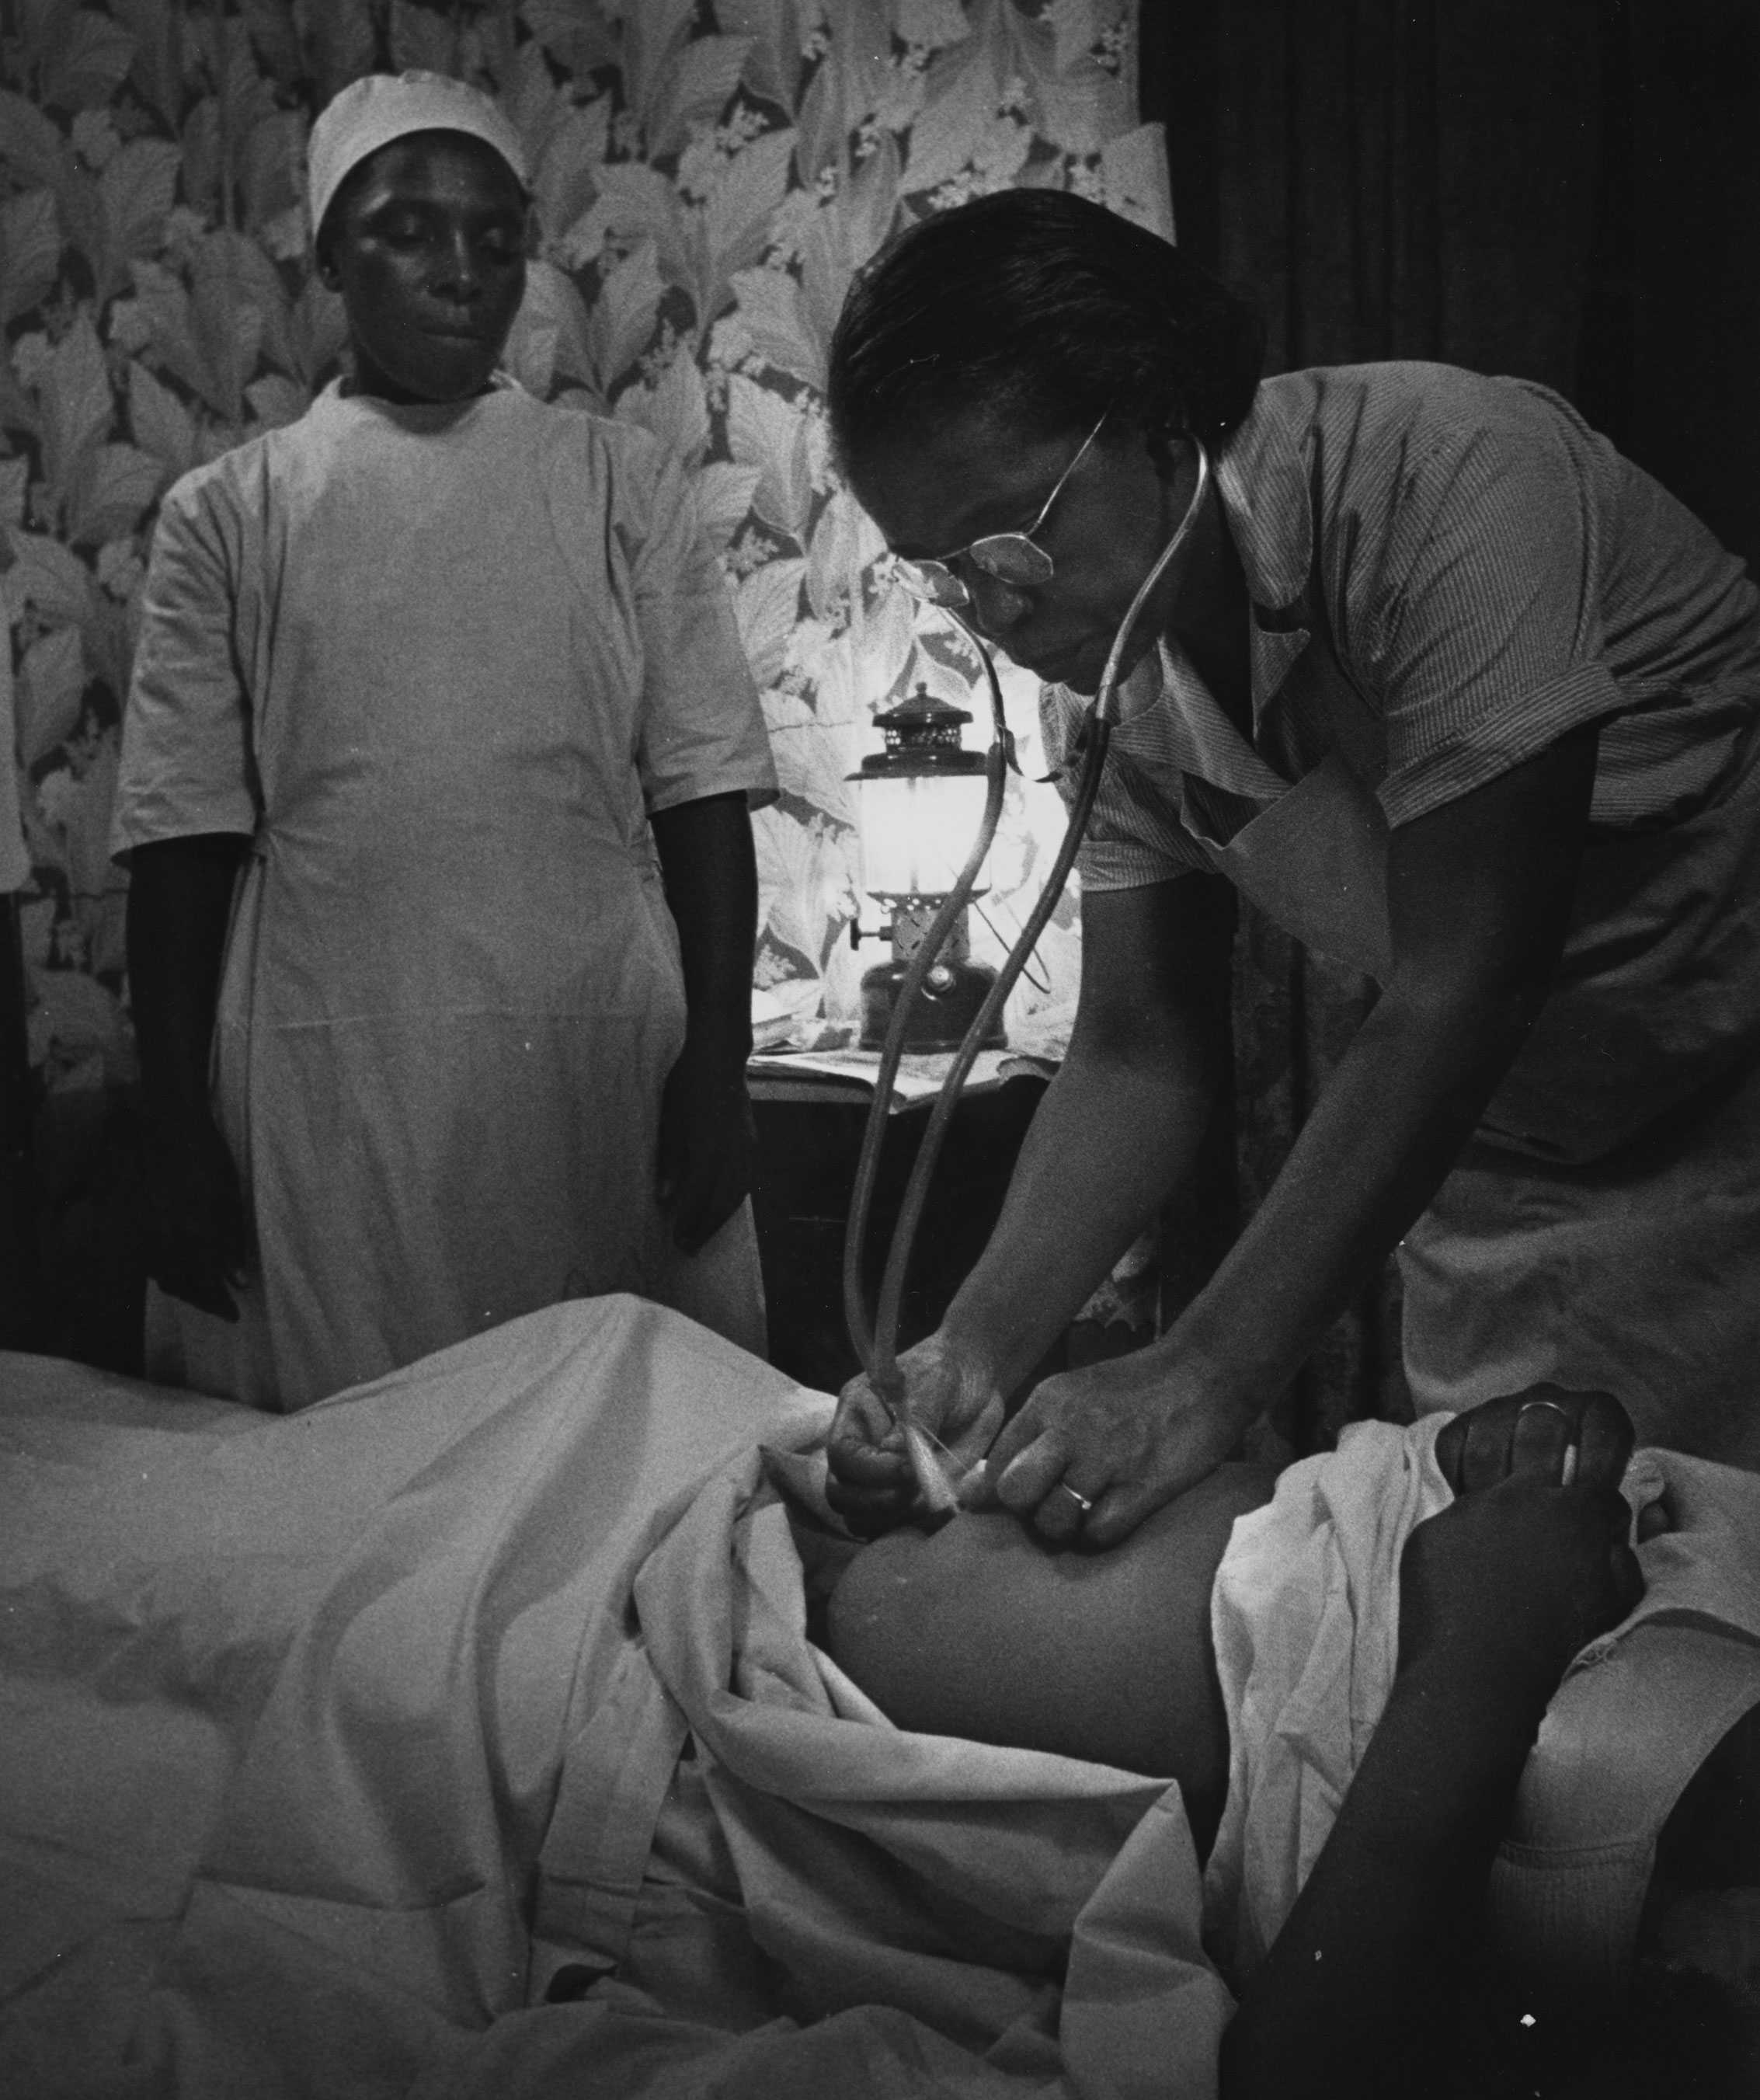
top-left (824, 187), bottom-right (1760, 1549)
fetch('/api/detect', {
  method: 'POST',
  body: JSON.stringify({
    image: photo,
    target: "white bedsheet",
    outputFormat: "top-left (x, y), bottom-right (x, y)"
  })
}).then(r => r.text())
top-left (0, 1299), bottom-right (1230, 2100)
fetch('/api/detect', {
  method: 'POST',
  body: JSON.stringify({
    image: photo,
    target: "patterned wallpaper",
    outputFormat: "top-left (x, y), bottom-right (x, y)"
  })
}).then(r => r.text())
top-left (1, 0), bottom-right (1167, 1108)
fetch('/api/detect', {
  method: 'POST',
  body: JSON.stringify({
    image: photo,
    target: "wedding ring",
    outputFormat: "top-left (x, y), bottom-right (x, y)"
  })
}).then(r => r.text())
top-left (1517, 1398), bottom-right (1572, 1425)
top-left (1057, 1483), bottom-right (1094, 1515)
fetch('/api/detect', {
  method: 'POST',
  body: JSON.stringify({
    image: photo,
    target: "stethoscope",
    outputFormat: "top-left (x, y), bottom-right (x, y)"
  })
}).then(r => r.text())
top-left (842, 439), bottom-right (1213, 1515)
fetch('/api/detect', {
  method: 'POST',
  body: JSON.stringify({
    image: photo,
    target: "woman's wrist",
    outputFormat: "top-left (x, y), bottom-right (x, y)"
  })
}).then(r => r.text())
top-left (1150, 1310), bottom-right (1266, 1436)
top-left (932, 1302), bottom-right (1017, 1399)
top-left (1390, 1647), bottom-right (1553, 1755)
top-left (670, 1033), bottom-right (754, 1110)
top-left (677, 1006), bottom-right (753, 1066)
top-left (141, 1082), bottom-right (221, 1148)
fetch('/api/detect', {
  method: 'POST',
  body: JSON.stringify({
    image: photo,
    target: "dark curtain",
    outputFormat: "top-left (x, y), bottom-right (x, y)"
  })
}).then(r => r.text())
top-left (1139, 0), bottom-right (1760, 1453)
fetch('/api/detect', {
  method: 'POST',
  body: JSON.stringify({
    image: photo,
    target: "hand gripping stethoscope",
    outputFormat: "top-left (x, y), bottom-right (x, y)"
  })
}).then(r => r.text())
top-left (841, 439), bottom-right (1212, 1517)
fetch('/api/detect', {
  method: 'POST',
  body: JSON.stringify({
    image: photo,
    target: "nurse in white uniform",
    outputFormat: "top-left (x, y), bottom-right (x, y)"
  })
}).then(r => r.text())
top-left (113, 74), bottom-right (777, 1409)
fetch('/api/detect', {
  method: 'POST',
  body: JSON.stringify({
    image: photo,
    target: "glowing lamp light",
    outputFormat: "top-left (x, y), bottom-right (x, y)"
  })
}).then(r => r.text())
top-left (847, 685), bottom-right (1005, 1053)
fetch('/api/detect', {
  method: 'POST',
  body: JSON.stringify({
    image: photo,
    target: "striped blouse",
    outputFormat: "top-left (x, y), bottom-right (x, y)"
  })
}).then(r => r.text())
top-left (1041, 362), bottom-right (1760, 892)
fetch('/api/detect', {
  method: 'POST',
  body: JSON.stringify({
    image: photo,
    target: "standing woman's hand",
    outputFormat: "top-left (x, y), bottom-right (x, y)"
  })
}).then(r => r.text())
top-left (126, 832), bottom-right (253, 1321)
top-left (141, 1107), bottom-right (251, 1320)
top-left (649, 790), bottom-right (761, 1255)
top-left (656, 1033), bottom-right (756, 1253)
top-left (976, 1347), bottom-right (1250, 1549)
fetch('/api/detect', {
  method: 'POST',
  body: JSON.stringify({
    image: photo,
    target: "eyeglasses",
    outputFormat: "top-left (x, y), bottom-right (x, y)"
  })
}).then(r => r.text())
top-left (889, 409), bottom-right (1108, 608)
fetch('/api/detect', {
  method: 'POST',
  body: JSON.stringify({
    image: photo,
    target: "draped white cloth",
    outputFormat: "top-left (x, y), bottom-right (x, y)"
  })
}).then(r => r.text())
top-left (11, 1301), bottom-right (1756, 2100)
top-left (0, 1298), bottom-right (1229, 2100)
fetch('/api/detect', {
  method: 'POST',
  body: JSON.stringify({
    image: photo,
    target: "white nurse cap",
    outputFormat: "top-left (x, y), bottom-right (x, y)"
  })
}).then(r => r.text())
top-left (308, 69), bottom-right (530, 241)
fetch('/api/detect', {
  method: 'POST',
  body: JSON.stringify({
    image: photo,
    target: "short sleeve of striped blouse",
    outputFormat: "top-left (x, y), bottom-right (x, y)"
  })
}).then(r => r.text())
top-left (1334, 393), bottom-right (1626, 828)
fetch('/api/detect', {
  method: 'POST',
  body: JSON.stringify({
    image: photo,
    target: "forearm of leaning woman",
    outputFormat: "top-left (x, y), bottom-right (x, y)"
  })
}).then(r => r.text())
top-left (941, 1026), bottom-right (1226, 1398)
top-left (941, 871), bottom-right (1238, 1399)
top-left (1170, 722), bottom-right (1598, 1414)
top-left (1168, 965), bottom-right (1546, 1411)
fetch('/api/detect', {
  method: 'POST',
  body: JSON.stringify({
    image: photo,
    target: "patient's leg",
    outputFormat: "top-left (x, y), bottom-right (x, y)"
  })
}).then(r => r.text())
top-left (824, 1385), bottom-right (1641, 1858)
top-left (825, 1459), bottom-right (1275, 1838)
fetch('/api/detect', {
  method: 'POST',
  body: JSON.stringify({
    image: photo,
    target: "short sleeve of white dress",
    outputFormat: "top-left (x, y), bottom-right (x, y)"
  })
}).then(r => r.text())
top-left (617, 437), bottom-right (777, 816)
top-left (110, 466), bottom-right (259, 861)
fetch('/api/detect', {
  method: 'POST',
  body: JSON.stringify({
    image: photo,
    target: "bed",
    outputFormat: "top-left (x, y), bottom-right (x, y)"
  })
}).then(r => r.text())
top-left (0, 1297), bottom-right (1231, 2100)
top-left (9, 1296), bottom-right (1760, 2099)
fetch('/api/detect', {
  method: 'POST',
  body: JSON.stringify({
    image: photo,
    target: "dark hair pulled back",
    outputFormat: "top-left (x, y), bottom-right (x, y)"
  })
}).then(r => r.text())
top-left (828, 189), bottom-right (1264, 470)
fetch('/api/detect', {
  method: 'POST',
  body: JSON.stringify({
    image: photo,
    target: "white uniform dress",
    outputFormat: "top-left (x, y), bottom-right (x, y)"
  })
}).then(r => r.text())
top-left (113, 380), bottom-right (777, 1410)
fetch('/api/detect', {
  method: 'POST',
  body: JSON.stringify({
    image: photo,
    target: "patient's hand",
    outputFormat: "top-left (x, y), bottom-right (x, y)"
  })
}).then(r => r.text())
top-left (1226, 1388), bottom-right (1647, 2100)
top-left (1435, 1383), bottom-right (1631, 1499)
top-left (1403, 1388), bottom-right (1643, 1716)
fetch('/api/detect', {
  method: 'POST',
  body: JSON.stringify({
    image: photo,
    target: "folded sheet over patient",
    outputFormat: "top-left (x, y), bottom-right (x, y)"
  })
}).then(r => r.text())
top-left (0, 1303), bottom-right (1233, 2100)
top-left (6, 1308), bottom-right (1760, 2100)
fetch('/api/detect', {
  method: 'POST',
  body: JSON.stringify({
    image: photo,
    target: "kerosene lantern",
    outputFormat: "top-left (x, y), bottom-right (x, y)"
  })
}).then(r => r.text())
top-left (847, 684), bottom-right (1004, 1052)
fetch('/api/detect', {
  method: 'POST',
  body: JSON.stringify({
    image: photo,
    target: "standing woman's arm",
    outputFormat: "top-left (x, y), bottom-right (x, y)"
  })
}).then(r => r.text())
top-left (127, 831), bottom-right (252, 1317)
top-left (116, 474), bottom-right (260, 1327)
top-left (1163, 718), bottom-right (1600, 1405)
top-left (649, 789), bottom-right (760, 1252)
top-left (986, 720), bottom-right (1599, 1545)
top-left (828, 870), bottom-right (1237, 1534)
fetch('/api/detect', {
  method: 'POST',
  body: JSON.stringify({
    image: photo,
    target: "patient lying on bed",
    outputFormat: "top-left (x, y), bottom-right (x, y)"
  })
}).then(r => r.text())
top-left (826, 1390), bottom-right (1647, 1837)
top-left (5, 1305), bottom-right (1755, 2100)
top-left (822, 1388), bottom-right (1760, 2098)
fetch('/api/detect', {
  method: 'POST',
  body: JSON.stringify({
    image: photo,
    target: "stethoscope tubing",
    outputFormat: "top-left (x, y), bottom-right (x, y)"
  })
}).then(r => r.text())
top-left (843, 439), bottom-right (1212, 1472)
top-left (840, 672), bottom-right (1010, 1392)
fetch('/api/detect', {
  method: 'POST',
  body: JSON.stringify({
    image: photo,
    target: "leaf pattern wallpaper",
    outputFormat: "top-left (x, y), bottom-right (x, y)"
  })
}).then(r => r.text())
top-left (2, 0), bottom-right (1165, 1120)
